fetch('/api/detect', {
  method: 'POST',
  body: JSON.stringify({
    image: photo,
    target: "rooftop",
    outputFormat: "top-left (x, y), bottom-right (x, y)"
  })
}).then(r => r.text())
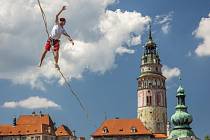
top-left (92, 118), bottom-right (152, 137)
top-left (0, 113), bottom-right (72, 137)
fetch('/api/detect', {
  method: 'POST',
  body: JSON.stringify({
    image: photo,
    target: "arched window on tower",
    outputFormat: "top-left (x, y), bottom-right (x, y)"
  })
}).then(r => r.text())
top-left (138, 81), bottom-right (141, 88)
top-left (153, 79), bottom-right (156, 87)
top-left (146, 95), bottom-right (152, 106)
top-left (141, 80), bottom-right (144, 88)
top-left (156, 67), bottom-right (158, 72)
top-left (144, 81), bottom-right (147, 88)
top-left (160, 80), bottom-right (163, 87)
top-left (157, 79), bottom-right (160, 87)
top-left (148, 79), bottom-right (152, 87)
top-left (156, 93), bottom-right (161, 106)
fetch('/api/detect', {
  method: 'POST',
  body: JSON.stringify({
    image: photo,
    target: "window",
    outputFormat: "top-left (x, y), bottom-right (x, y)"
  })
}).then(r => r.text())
top-left (156, 67), bottom-right (158, 72)
top-left (130, 127), bottom-right (137, 133)
top-left (48, 127), bottom-right (51, 133)
top-left (153, 80), bottom-right (156, 86)
top-left (138, 81), bottom-right (141, 88)
top-left (157, 122), bottom-right (161, 131)
top-left (146, 96), bottom-right (152, 106)
top-left (43, 136), bottom-right (47, 140)
top-left (21, 137), bottom-right (26, 140)
top-left (103, 127), bottom-right (109, 133)
top-left (35, 136), bottom-right (40, 140)
top-left (163, 113), bottom-right (166, 123)
top-left (148, 80), bottom-right (152, 87)
top-left (157, 80), bottom-right (160, 86)
top-left (156, 94), bottom-right (161, 106)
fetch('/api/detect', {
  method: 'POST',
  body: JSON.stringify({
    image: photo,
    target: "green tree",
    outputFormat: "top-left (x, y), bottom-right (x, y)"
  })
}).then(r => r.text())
top-left (205, 135), bottom-right (210, 140)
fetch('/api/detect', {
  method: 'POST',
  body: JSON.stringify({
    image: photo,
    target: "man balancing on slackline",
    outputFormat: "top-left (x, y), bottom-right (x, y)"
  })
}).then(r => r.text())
top-left (39, 6), bottom-right (74, 69)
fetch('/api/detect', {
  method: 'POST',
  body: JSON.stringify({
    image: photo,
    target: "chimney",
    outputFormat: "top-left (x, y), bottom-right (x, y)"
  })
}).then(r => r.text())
top-left (13, 116), bottom-right (16, 127)
top-left (32, 111), bottom-right (36, 116)
top-left (72, 130), bottom-right (76, 137)
top-left (39, 111), bottom-right (43, 117)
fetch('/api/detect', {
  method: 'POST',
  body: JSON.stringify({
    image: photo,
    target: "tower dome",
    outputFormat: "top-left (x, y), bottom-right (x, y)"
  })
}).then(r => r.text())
top-left (171, 111), bottom-right (192, 129)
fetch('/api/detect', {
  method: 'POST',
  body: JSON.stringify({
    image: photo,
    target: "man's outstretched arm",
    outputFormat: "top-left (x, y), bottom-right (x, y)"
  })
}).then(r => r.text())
top-left (55, 6), bottom-right (66, 24)
top-left (63, 32), bottom-right (74, 45)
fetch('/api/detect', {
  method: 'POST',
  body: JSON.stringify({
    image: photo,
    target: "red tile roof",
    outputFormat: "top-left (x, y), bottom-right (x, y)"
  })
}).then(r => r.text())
top-left (0, 114), bottom-right (55, 136)
top-left (0, 124), bottom-right (53, 136)
top-left (55, 125), bottom-right (73, 136)
top-left (17, 114), bottom-right (53, 126)
top-left (92, 118), bottom-right (152, 137)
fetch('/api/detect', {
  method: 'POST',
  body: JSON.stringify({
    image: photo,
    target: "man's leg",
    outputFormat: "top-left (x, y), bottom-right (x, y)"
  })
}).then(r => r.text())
top-left (54, 50), bottom-right (59, 69)
top-left (39, 49), bottom-right (48, 67)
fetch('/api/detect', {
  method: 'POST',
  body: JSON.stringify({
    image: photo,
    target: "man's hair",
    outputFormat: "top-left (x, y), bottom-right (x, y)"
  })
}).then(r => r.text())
top-left (60, 18), bottom-right (66, 22)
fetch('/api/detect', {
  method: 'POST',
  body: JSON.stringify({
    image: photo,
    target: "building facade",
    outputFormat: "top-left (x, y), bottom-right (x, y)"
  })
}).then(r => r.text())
top-left (137, 26), bottom-right (167, 134)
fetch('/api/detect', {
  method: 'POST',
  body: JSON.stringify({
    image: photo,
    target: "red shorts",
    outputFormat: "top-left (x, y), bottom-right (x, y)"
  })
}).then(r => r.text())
top-left (44, 38), bottom-right (60, 51)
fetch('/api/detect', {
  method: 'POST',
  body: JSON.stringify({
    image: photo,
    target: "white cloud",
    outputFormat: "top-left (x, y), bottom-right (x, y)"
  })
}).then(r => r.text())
top-left (162, 65), bottom-right (181, 80)
top-left (194, 13), bottom-right (210, 57)
top-left (130, 35), bottom-right (141, 46)
top-left (2, 96), bottom-right (60, 109)
top-left (0, 0), bottom-right (150, 90)
top-left (155, 11), bottom-right (174, 34)
top-left (116, 47), bottom-right (135, 55)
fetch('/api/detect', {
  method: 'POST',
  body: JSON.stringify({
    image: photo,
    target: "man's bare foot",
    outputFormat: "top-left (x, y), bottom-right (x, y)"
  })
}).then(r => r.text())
top-left (55, 63), bottom-right (60, 70)
top-left (38, 63), bottom-right (42, 67)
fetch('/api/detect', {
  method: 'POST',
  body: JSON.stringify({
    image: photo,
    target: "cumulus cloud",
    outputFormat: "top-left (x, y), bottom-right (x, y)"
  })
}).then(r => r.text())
top-left (2, 96), bottom-right (60, 109)
top-left (194, 13), bottom-right (210, 57)
top-left (0, 0), bottom-right (150, 90)
top-left (155, 11), bottom-right (174, 34)
top-left (116, 47), bottom-right (135, 55)
top-left (162, 65), bottom-right (181, 80)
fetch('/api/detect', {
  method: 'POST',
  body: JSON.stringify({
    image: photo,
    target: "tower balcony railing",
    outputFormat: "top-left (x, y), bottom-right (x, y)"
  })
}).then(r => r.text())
top-left (138, 85), bottom-right (166, 90)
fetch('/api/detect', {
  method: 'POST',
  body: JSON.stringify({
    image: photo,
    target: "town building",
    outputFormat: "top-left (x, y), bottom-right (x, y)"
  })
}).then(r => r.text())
top-left (91, 118), bottom-right (167, 140)
top-left (0, 112), bottom-right (83, 140)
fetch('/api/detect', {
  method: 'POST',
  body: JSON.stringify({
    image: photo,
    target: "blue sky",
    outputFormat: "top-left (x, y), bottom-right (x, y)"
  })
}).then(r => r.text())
top-left (0, 0), bottom-right (210, 139)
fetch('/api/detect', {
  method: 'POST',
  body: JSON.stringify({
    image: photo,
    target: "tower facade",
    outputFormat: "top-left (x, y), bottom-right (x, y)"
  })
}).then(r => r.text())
top-left (137, 26), bottom-right (167, 134)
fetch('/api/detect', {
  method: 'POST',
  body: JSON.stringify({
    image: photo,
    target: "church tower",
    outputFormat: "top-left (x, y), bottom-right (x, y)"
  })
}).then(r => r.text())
top-left (137, 25), bottom-right (167, 134)
top-left (168, 81), bottom-right (198, 140)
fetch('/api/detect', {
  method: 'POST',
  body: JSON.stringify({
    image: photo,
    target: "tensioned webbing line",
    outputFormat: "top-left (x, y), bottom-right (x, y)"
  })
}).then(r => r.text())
top-left (37, 0), bottom-right (96, 128)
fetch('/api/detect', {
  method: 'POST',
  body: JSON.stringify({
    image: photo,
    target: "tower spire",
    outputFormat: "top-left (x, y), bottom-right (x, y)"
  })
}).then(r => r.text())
top-left (144, 22), bottom-right (157, 55)
top-left (149, 22), bottom-right (152, 40)
top-left (179, 74), bottom-right (182, 87)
